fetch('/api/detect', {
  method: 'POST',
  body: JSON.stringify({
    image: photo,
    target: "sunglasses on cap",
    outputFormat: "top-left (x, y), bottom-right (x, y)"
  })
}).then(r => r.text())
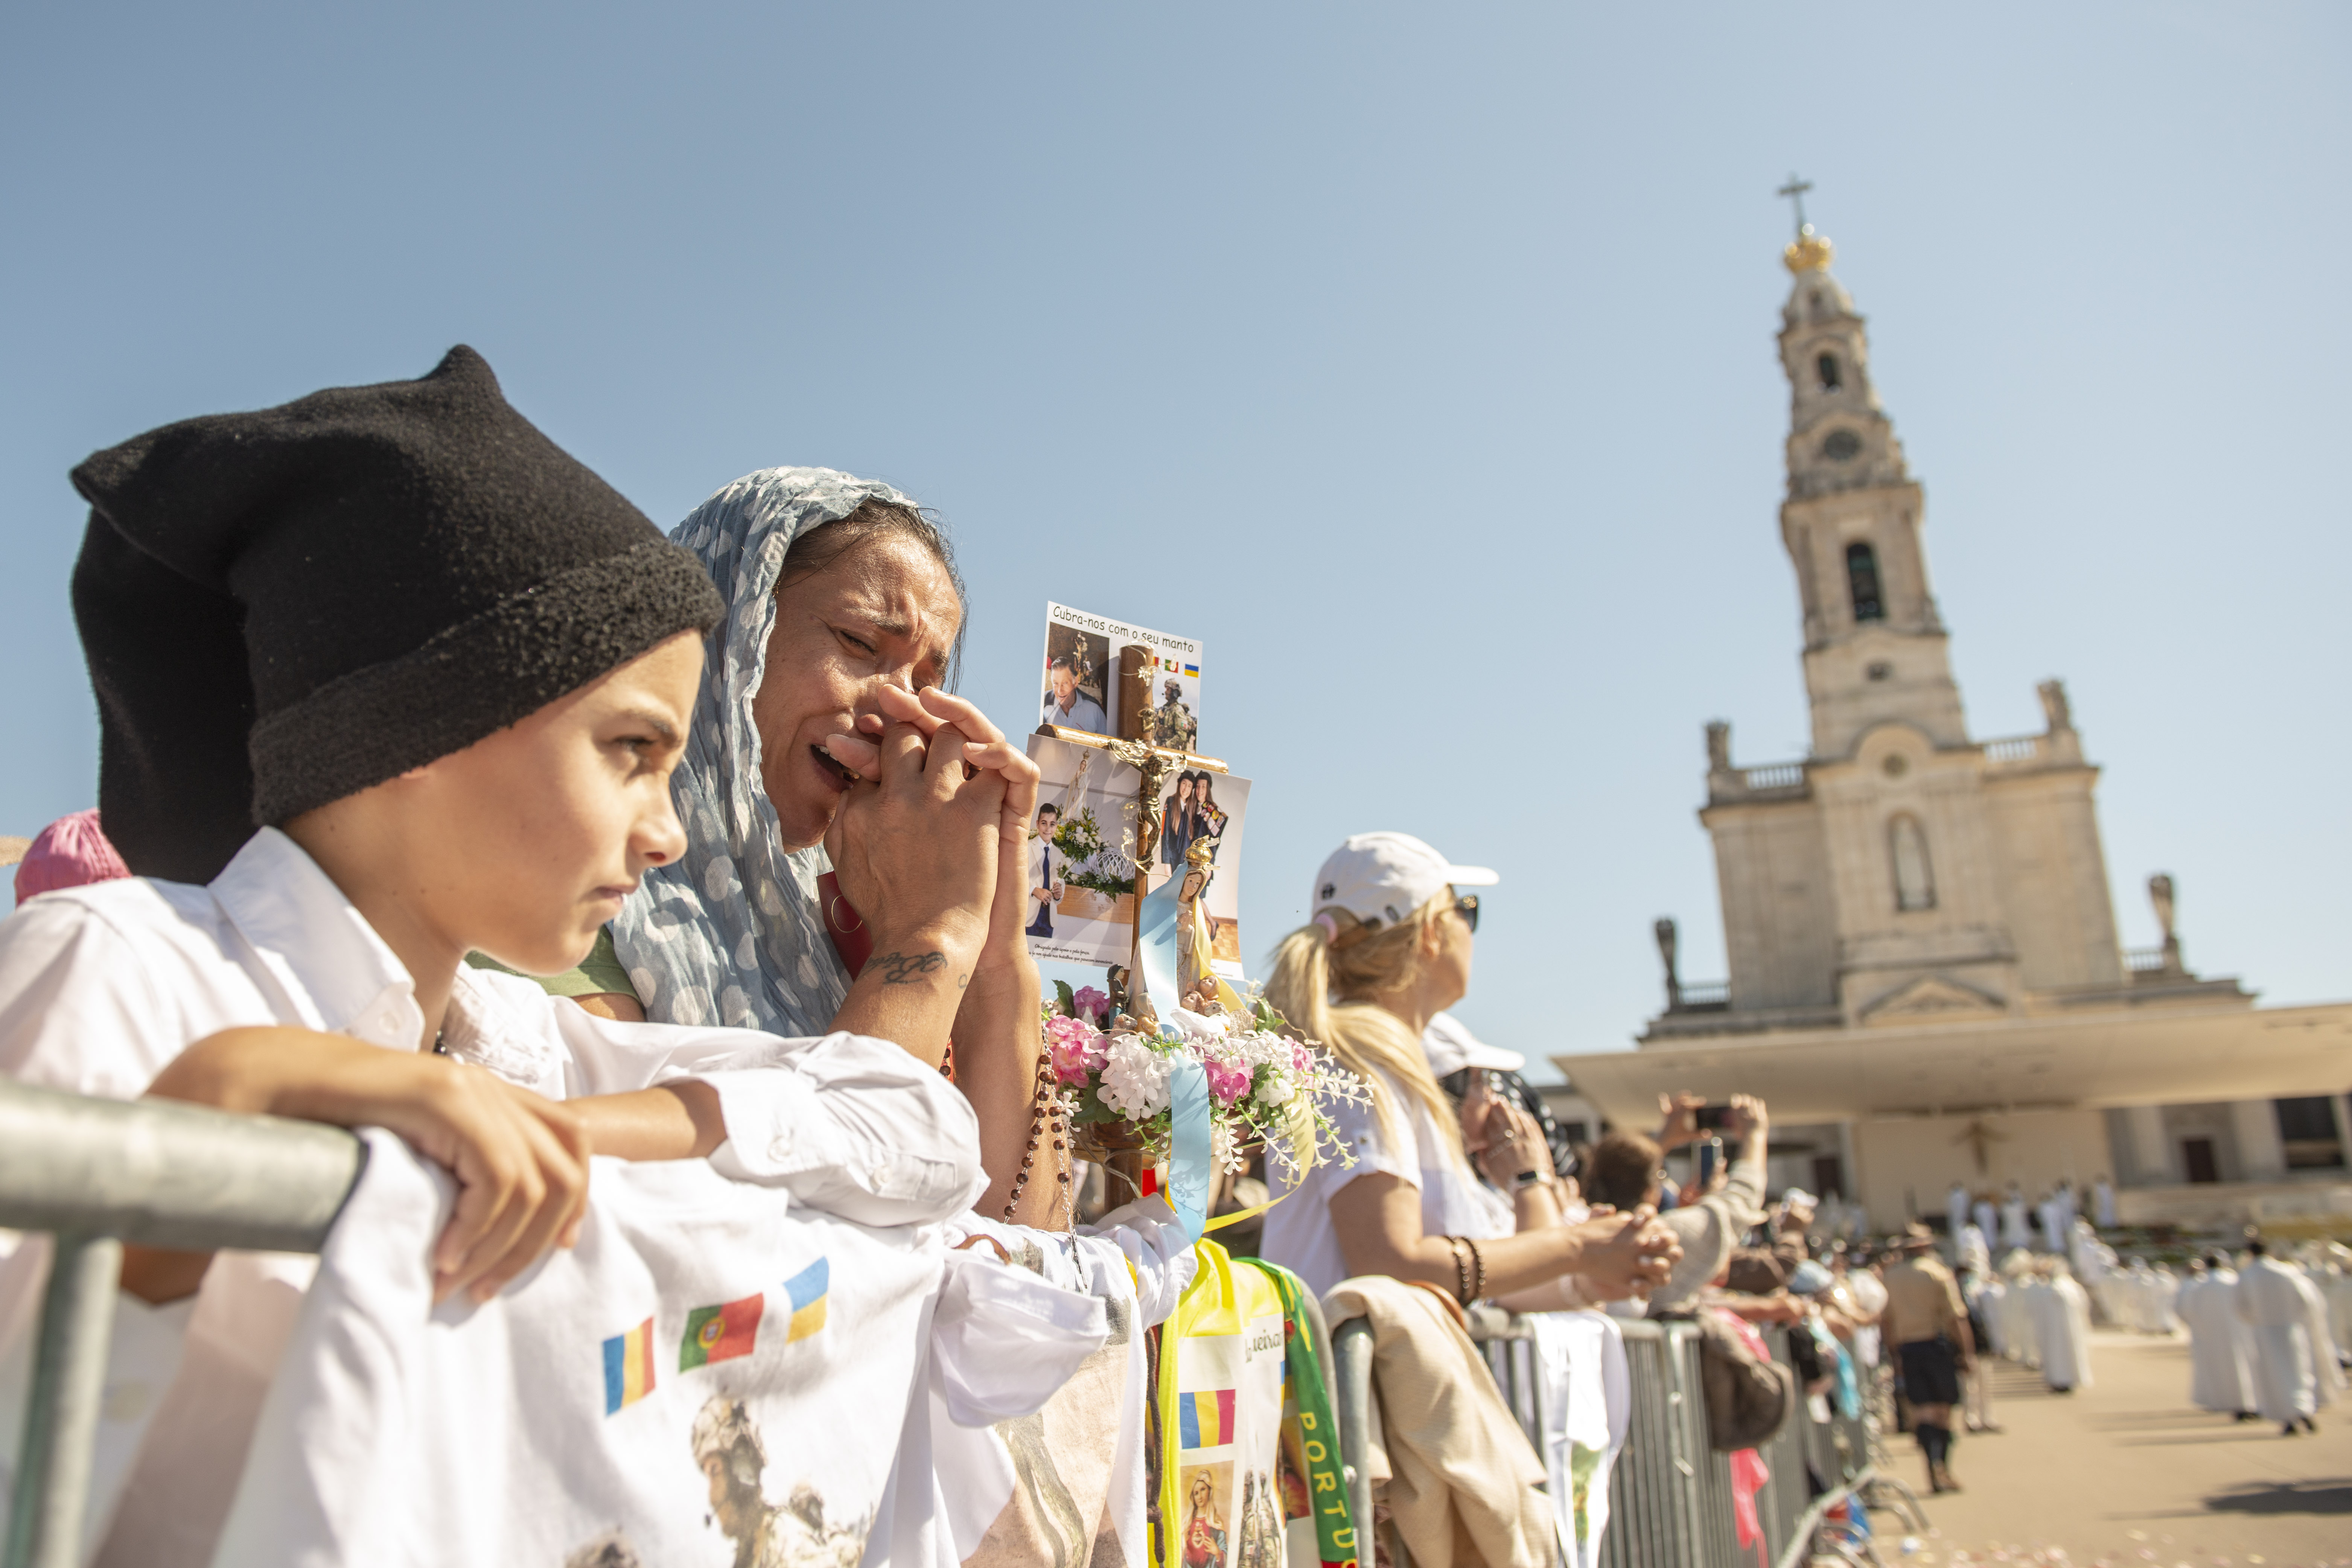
top-left (1454, 893), bottom-right (1480, 934)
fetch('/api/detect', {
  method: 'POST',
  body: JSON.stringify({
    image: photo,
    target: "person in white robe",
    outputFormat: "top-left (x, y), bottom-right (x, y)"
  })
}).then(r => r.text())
top-left (1995, 1253), bottom-right (2039, 1365)
top-left (1946, 1182), bottom-right (1973, 1244)
top-left (2000, 1187), bottom-right (2033, 1252)
top-left (2092, 1174), bottom-right (2116, 1230)
top-left (2033, 1262), bottom-right (2094, 1393)
top-left (2066, 1219), bottom-right (2107, 1317)
top-left (2037, 1192), bottom-right (2067, 1254)
top-left (2004, 1260), bottom-right (2041, 1363)
top-left (2151, 1264), bottom-right (2181, 1334)
top-left (2176, 1257), bottom-right (2257, 1420)
top-left (1957, 1223), bottom-right (1992, 1278)
top-left (1973, 1196), bottom-right (1999, 1251)
top-left (2325, 1254), bottom-right (2352, 1360)
top-left (2233, 1240), bottom-right (2341, 1434)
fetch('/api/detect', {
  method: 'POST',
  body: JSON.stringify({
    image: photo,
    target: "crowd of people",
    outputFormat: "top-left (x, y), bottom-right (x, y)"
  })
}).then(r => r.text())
top-left (0, 347), bottom-right (2344, 1566)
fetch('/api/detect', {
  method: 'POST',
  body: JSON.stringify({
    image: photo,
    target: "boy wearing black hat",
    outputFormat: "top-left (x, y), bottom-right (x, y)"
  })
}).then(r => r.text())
top-left (0, 348), bottom-right (1006, 1563)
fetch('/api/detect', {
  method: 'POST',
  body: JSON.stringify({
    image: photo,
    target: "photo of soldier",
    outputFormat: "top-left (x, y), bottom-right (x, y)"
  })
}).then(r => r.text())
top-left (1151, 676), bottom-right (1198, 752)
top-left (689, 1396), bottom-right (866, 1568)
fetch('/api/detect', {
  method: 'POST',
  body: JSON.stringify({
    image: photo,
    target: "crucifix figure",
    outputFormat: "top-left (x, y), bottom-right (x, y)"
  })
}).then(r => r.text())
top-left (1953, 1117), bottom-right (2006, 1176)
top-left (1776, 173), bottom-right (1814, 237)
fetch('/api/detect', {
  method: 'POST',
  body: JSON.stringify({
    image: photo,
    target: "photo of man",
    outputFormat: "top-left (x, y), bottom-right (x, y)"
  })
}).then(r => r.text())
top-left (1028, 802), bottom-right (1064, 938)
top-left (1041, 649), bottom-right (1110, 735)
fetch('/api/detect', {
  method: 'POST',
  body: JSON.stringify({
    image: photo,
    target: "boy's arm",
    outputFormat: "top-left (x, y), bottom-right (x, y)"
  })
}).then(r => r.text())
top-left (140, 1028), bottom-right (590, 1306)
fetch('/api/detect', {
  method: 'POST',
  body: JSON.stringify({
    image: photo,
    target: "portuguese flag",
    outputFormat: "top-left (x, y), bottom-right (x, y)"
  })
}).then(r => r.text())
top-left (680, 1294), bottom-right (764, 1370)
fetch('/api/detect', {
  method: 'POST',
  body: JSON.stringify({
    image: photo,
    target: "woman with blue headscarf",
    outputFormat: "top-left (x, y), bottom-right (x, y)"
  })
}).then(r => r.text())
top-left (610, 469), bottom-right (1058, 1222)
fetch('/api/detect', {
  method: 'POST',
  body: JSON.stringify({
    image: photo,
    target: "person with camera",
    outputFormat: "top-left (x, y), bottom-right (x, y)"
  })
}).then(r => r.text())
top-left (1584, 1092), bottom-right (1770, 1313)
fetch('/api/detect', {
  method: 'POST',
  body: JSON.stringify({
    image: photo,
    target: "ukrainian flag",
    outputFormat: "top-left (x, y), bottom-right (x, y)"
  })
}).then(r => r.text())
top-left (1182, 664), bottom-right (1199, 678)
top-left (1179, 1387), bottom-right (1236, 1449)
top-left (783, 1257), bottom-right (829, 1342)
top-left (601, 1317), bottom-right (656, 1414)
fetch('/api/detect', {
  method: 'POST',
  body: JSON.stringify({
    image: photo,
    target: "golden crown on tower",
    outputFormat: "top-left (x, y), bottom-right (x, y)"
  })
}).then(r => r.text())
top-left (1783, 224), bottom-right (1834, 274)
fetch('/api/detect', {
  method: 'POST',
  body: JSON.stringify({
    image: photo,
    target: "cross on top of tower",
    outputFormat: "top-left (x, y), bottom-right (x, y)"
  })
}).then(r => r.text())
top-left (1776, 174), bottom-right (1814, 238)
top-left (1777, 174), bottom-right (1834, 273)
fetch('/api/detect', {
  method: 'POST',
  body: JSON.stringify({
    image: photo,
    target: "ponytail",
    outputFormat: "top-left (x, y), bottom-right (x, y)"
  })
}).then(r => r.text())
top-left (1265, 892), bottom-right (1465, 1166)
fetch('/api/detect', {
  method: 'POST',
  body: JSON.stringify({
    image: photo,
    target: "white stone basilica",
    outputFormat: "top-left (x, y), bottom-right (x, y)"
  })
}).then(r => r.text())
top-left (1554, 217), bottom-right (2352, 1237)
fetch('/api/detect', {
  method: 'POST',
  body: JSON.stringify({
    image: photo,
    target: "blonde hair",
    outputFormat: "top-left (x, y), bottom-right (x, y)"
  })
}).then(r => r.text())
top-left (1265, 889), bottom-right (1464, 1165)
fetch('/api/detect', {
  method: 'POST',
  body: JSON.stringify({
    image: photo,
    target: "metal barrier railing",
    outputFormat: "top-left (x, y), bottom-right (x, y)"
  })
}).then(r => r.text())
top-left (0, 1079), bottom-right (365, 1568)
top-left (1331, 1300), bottom-right (1927, 1568)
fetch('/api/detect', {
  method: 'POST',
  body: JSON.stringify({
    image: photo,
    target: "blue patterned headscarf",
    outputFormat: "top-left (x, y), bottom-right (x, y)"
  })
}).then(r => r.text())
top-left (611, 468), bottom-right (927, 1033)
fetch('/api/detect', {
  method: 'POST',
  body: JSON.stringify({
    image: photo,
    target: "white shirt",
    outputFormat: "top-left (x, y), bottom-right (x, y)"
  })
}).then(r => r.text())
top-left (1259, 1067), bottom-right (1511, 1299)
top-left (0, 828), bottom-right (984, 1567)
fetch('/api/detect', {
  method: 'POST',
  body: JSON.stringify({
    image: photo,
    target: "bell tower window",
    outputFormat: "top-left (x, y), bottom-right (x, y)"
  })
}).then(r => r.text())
top-left (1891, 814), bottom-right (1936, 911)
top-left (1845, 541), bottom-right (1885, 622)
top-left (1817, 352), bottom-right (1842, 391)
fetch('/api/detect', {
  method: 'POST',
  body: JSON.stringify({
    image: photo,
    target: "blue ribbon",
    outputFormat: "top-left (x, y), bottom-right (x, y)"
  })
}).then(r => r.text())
top-left (1134, 872), bottom-right (1210, 1238)
top-left (1166, 1055), bottom-right (1212, 1240)
top-left (1135, 870), bottom-right (1183, 1013)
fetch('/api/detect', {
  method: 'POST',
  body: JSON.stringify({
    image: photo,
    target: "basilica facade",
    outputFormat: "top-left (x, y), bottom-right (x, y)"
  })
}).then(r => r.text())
top-left (1553, 223), bottom-right (2352, 1236)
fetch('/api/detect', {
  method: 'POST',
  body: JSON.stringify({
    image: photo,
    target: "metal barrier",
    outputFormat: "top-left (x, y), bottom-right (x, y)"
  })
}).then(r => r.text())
top-left (0, 1079), bottom-right (365, 1568)
top-left (1334, 1300), bottom-right (1924, 1568)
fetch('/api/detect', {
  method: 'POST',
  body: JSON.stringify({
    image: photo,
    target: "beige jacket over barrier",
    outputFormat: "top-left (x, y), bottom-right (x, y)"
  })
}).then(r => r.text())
top-left (1321, 1276), bottom-right (1552, 1568)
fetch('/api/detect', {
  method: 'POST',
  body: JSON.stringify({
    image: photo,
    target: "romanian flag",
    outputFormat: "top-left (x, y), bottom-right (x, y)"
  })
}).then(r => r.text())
top-left (680, 1294), bottom-right (764, 1370)
top-left (1182, 664), bottom-right (1199, 678)
top-left (601, 1318), bottom-right (655, 1414)
top-left (1179, 1387), bottom-right (1236, 1449)
top-left (783, 1258), bottom-right (829, 1342)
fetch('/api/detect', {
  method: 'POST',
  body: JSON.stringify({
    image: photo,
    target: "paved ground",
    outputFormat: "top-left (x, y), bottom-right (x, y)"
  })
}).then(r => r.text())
top-left (1872, 1329), bottom-right (2351, 1568)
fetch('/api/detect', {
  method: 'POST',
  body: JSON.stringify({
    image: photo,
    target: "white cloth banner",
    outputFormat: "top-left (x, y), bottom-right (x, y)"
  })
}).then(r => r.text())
top-left (213, 1133), bottom-right (1104, 1568)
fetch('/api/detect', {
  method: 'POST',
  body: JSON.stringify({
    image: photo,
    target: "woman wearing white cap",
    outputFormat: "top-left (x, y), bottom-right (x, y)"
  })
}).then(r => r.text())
top-left (1258, 832), bottom-right (1678, 1304)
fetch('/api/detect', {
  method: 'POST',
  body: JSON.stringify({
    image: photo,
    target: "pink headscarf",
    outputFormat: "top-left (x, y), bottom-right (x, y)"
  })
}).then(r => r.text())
top-left (15, 810), bottom-right (132, 906)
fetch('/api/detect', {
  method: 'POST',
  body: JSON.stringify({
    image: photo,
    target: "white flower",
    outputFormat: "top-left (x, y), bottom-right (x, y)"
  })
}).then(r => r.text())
top-left (1256, 1073), bottom-right (1297, 1107)
top-left (1099, 1032), bottom-right (1173, 1119)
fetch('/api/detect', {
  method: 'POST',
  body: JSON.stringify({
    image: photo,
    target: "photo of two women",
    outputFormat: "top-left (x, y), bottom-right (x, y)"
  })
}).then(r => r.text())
top-left (1160, 770), bottom-right (1228, 872)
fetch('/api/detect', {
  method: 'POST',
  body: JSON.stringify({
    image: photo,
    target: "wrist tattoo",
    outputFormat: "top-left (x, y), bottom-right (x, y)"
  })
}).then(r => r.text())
top-left (871, 950), bottom-right (949, 985)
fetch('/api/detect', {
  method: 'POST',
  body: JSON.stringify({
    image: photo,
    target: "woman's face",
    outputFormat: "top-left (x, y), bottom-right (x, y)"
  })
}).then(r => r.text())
top-left (1175, 777), bottom-right (1194, 806)
top-left (1421, 889), bottom-right (1475, 1011)
top-left (751, 532), bottom-right (962, 850)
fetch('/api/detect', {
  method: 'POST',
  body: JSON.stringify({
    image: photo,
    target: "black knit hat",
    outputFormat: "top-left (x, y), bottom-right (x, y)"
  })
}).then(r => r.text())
top-left (70, 346), bottom-right (723, 884)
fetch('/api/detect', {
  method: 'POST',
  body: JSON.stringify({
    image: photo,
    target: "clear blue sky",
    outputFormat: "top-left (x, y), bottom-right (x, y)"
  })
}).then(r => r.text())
top-left (4, 4), bottom-right (2346, 1073)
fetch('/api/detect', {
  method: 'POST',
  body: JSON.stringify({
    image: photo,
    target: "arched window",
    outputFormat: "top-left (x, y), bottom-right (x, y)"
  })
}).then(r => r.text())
top-left (1890, 814), bottom-right (1936, 911)
top-left (1845, 541), bottom-right (1884, 622)
top-left (1817, 352), bottom-right (1842, 391)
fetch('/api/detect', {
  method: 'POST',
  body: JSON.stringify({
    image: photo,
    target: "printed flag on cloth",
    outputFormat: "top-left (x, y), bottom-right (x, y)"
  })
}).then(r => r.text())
top-left (1179, 1388), bottom-right (1236, 1449)
top-left (784, 1257), bottom-right (829, 1341)
top-left (680, 1294), bottom-right (764, 1370)
top-left (602, 1318), bottom-right (656, 1414)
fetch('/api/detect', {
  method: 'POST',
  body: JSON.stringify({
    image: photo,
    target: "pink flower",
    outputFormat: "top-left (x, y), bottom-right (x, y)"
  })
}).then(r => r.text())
top-left (1204, 1055), bottom-right (1254, 1109)
top-left (1045, 1013), bottom-right (1108, 1085)
top-left (1071, 985), bottom-right (1111, 1022)
top-left (1290, 1041), bottom-right (1315, 1076)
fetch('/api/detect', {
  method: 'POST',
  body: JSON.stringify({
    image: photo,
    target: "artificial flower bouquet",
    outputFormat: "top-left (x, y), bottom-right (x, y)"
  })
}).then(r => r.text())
top-left (1042, 982), bottom-right (1367, 1180)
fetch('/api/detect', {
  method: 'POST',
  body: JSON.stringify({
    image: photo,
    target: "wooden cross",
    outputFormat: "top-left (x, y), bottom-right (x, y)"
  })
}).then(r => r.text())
top-left (1953, 1117), bottom-right (2006, 1175)
top-left (1776, 174), bottom-right (1814, 237)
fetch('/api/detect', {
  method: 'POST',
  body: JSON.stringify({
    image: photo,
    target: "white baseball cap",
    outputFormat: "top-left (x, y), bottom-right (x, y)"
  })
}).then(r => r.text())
top-left (1309, 831), bottom-right (1498, 932)
top-left (1422, 1011), bottom-right (1525, 1075)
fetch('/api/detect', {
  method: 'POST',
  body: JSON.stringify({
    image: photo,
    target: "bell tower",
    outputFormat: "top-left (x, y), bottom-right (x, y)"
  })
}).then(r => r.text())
top-left (1772, 186), bottom-right (1968, 760)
